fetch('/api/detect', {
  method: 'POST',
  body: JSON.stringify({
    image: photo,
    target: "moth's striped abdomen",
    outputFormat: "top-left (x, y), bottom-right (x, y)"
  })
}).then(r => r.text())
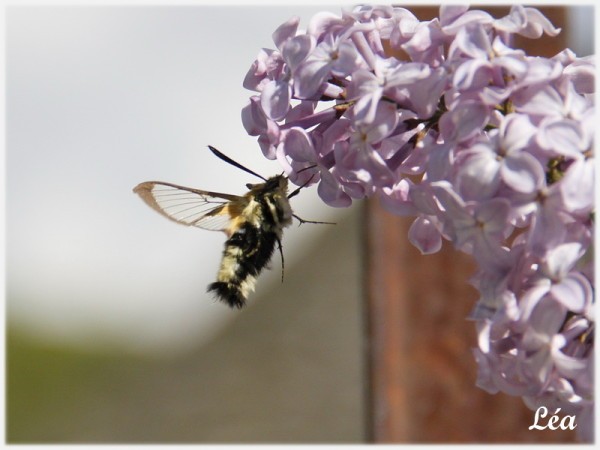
top-left (208, 223), bottom-right (279, 308)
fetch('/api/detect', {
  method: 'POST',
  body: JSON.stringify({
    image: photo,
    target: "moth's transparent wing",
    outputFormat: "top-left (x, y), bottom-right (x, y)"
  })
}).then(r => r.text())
top-left (133, 181), bottom-right (246, 232)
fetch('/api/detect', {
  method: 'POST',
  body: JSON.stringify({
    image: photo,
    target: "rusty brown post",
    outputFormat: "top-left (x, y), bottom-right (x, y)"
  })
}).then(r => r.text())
top-left (363, 6), bottom-right (578, 443)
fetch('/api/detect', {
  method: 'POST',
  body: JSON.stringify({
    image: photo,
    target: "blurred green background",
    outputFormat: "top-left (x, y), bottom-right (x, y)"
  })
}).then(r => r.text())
top-left (7, 208), bottom-right (365, 443)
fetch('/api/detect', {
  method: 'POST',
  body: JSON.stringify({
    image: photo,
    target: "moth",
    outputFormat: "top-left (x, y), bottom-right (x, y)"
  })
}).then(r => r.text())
top-left (133, 146), bottom-right (327, 309)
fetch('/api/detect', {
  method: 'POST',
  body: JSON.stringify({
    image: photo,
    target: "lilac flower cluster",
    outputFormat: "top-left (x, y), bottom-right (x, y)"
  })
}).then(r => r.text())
top-left (242, 5), bottom-right (594, 441)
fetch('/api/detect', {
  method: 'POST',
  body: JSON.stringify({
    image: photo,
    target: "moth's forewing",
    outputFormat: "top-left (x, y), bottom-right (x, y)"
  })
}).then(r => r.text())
top-left (133, 181), bottom-right (246, 233)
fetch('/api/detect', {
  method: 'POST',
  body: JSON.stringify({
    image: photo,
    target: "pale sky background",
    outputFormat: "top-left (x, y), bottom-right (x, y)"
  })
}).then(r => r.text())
top-left (4, 3), bottom-right (595, 355)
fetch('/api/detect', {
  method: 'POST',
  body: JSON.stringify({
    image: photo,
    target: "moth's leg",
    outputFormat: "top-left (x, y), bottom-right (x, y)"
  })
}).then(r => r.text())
top-left (287, 173), bottom-right (336, 226)
top-left (292, 214), bottom-right (336, 226)
top-left (276, 236), bottom-right (284, 283)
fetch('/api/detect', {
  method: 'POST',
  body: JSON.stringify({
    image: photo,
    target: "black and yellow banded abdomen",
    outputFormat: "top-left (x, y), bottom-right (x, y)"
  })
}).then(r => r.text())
top-left (207, 222), bottom-right (279, 308)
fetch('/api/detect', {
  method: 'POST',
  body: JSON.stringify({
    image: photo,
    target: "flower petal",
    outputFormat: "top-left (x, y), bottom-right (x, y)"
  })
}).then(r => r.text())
top-left (260, 80), bottom-right (291, 121)
top-left (272, 16), bottom-right (299, 50)
top-left (439, 100), bottom-right (490, 143)
top-left (317, 169), bottom-right (352, 207)
top-left (281, 127), bottom-right (316, 162)
top-left (408, 216), bottom-right (442, 254)
top-left (550, 272), bottom-right (591, 313)
top-left (500, 151), bottom-right (545, 193)
top-left (560, 157), bottom-right (594, 212)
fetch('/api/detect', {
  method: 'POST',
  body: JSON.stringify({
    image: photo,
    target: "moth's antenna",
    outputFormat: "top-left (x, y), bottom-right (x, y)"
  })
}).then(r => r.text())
top-left (208, 145), bottom-right (267, 181)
